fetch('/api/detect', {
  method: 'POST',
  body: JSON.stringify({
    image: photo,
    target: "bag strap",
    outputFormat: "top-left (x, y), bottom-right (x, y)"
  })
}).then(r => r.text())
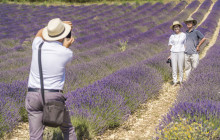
top-left (38, 42), bottom-right (45, 105)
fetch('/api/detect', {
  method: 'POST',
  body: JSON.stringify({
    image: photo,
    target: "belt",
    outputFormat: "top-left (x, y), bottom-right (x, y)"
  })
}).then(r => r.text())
top-left (28, 88), bottom-right (63, 93)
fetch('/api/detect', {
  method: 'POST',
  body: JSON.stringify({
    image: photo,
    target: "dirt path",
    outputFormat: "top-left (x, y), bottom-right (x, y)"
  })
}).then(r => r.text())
top-left (2, 1), bottom-right (219, 140)
top-left (1, 122), bottom-right (29, 140)
top-left (188, 0), bottom-right (203, 18)
top-left (200, 19), bottom-right (220, 59)
top-left (95, 82), bottom-right (180, 140)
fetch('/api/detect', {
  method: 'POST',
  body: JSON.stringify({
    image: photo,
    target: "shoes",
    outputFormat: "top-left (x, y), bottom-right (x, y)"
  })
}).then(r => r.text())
top-left (173, 83), bottom-right (178, 86)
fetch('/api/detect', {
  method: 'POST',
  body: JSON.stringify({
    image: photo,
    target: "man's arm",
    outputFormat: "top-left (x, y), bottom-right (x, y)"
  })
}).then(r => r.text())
top-left (196, 38), bottom-right (206, 52)
top-left (63, 37), bottom-right (74, 48)
top-left (35, 28), bottom-right (44, 40)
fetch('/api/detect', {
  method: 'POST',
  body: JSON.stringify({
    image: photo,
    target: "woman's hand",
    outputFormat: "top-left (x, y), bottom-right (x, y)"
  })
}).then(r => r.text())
top-left (63, 37), bottom-right (74, 48)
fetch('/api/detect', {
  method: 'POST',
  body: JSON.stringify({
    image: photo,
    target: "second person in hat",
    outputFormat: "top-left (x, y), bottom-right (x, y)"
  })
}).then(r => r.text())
top-left (184, 17), bottom-right (206, 78)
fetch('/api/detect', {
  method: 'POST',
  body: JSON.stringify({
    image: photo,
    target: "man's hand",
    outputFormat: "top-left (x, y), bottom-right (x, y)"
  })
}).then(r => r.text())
top-left (35, 28), bottom-right (44, 39)
top-left (63, 21), bottom-right (73, 30)
top-left (196, 46), bottom-right (200, 52)
top-left (63, 37), bottom-right (74, 48)
top-left (196, 38), bottom-right (206, 52)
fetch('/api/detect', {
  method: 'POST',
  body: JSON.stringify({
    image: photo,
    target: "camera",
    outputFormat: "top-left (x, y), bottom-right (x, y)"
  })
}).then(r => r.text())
top-left (166, 58), bottom-right (172, 67)
top-left (66, 31), bottom-right (71, 38)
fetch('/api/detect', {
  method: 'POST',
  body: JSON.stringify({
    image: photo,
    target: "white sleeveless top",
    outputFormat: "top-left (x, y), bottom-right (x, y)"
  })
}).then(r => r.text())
top-left (168, 32), bottom-right (186, 52)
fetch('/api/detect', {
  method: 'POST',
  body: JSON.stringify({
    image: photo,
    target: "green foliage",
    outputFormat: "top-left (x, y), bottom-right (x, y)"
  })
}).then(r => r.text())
top-left (118, 39), bottom-right (128, 52)
top-left (0, 114), bottom-right (3, 138)
top-left (157, 117), bottom-right (220, 140)
top-left (0, 114), bottom-right (8, 139)
top-left (19, 107), bottom-right (28, 122)
top-left (43, 127), bottom-right (63, 140)
top-left (72, 117), bottom-right (94, 140)
top-left (135, 0), bottom-right (140, 7)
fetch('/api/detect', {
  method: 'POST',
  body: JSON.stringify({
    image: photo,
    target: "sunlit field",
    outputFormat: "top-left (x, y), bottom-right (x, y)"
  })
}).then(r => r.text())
top-left (0, 0), bottom-right (220, 139)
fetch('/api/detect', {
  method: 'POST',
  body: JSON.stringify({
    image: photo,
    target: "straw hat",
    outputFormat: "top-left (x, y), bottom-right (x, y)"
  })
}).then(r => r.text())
top-left (184, 17), bottom-right (197, 26)
top-left (170, 21), bottom-right (183, 30)
top-left (42, 18), bottom-right (71, 41)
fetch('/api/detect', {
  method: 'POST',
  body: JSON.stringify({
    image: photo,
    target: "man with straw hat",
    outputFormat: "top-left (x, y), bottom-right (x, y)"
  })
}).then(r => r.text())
top-left (25, 18), bottom-right (77, 140)
top-left (184, 17), bottom-right (206, 78)
top-left (168, 21), bottom-right (186, 86)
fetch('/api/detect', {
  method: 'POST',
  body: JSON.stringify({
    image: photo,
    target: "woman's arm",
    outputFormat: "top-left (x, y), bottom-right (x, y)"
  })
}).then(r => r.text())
top-left (168, 35), bottom-right (173, 58)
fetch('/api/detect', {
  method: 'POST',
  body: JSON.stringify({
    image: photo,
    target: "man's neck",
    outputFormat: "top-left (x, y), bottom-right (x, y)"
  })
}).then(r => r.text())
top-left (188, 27), bottom-right (194, 32)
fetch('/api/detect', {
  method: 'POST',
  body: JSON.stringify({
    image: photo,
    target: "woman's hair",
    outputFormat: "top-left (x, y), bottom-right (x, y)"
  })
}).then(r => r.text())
top-left (173, 25), bottom-right (181, 31)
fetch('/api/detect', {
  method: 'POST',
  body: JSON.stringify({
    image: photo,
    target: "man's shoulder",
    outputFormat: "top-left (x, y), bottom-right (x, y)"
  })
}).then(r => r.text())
top-left (32, 37), bottom-right (44, 49)
top-left (49, 42), bottom-right (73, 55)
top-left (181, 32), bottom-right (186, 36)
top-left (193, 29), bottom-right (202, 34)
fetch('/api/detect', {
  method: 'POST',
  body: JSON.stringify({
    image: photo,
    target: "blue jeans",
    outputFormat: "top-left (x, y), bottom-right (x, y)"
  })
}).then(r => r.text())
top-left (25, 91), bottom-right (77, 140)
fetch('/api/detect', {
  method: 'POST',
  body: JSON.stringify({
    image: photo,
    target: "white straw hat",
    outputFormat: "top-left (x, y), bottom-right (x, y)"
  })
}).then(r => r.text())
top-left (170, 21), bottom-right (183, 30)
top-left (42, 18), bottom-right (71, 41)
top-left (184, 17), bottom-right (197, 26)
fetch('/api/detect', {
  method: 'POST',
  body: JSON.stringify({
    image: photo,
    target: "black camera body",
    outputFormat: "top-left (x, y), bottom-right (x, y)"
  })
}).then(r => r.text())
top-left (166, 58), bottom-right (171, 63)
top-left (66, 31), bottom-right (71, 38)
top-left (166, 58), bottom-right (172, 67)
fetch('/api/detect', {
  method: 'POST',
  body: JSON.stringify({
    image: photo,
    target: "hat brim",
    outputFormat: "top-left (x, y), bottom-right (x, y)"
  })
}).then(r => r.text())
top-left (170, 24), bottom-right (183, 30)
top-left (42, 23), bottom-right (71, 41)
top-left (184, 20), bottom-right (197, 26)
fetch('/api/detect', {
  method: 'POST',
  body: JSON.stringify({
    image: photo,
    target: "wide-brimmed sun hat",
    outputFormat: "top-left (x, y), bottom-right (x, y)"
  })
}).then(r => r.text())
top-left (170, 21), bottom-right (183, 30)
top-left (184, 17), bottom-right (197, 26)
top-left (42, 18), bottom-right (71, 41)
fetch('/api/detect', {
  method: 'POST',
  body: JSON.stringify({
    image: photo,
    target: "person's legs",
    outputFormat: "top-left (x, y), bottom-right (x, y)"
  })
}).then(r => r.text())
top-left (185, 54), bottom-right (192, 78)
top-left (171, 52), bottom-right (178, 84)
top-left (25, 92), bottom-right (45, 140)
top-left (60, 108), bottom-right (77, 140)
top-left (191, 53), bottom-right (199, 70)
top-left (178, 52), bottom-right (185, 83)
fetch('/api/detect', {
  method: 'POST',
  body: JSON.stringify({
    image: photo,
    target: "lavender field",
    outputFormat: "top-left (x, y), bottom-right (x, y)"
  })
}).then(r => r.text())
top-left (0, 0), bottom-right (220, 139)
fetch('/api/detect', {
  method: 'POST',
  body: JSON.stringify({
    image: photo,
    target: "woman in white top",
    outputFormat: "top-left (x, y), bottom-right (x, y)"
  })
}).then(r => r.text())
top-left (168, 21), bottom-right (186, 86)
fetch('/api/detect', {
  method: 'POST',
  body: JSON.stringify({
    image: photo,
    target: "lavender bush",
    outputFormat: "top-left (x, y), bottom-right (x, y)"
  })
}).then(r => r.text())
top-left (65, 64), bottom-right (163, 137)
top-left (0, 81), bottom-right (27, 137)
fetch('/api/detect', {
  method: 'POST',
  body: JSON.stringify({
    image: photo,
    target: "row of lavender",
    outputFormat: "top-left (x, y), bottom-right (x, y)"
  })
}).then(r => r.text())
top-left (72, 1), bottom-right (187, 64)
top-left (0, 2), bottom-right (178, 70)
top-left (2, 2), bottom-right (186, 65)
top-left (156, 0), bottom-right (220, 139)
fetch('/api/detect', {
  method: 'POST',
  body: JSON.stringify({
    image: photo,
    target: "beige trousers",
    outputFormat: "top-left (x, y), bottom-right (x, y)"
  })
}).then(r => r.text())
top-left (185, 53), bottom-right (199, 78)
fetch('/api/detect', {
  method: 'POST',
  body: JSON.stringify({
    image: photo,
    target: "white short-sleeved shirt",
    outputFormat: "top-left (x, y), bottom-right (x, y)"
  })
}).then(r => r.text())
top-left (168, 32), bottom-right (186, 52)
top-left (28, 37), bottom-right (73, 90)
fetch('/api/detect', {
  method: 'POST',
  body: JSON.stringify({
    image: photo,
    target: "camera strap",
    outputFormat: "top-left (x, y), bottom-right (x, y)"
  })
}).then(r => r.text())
top-left (38, 42), bottom-right (45, 105)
